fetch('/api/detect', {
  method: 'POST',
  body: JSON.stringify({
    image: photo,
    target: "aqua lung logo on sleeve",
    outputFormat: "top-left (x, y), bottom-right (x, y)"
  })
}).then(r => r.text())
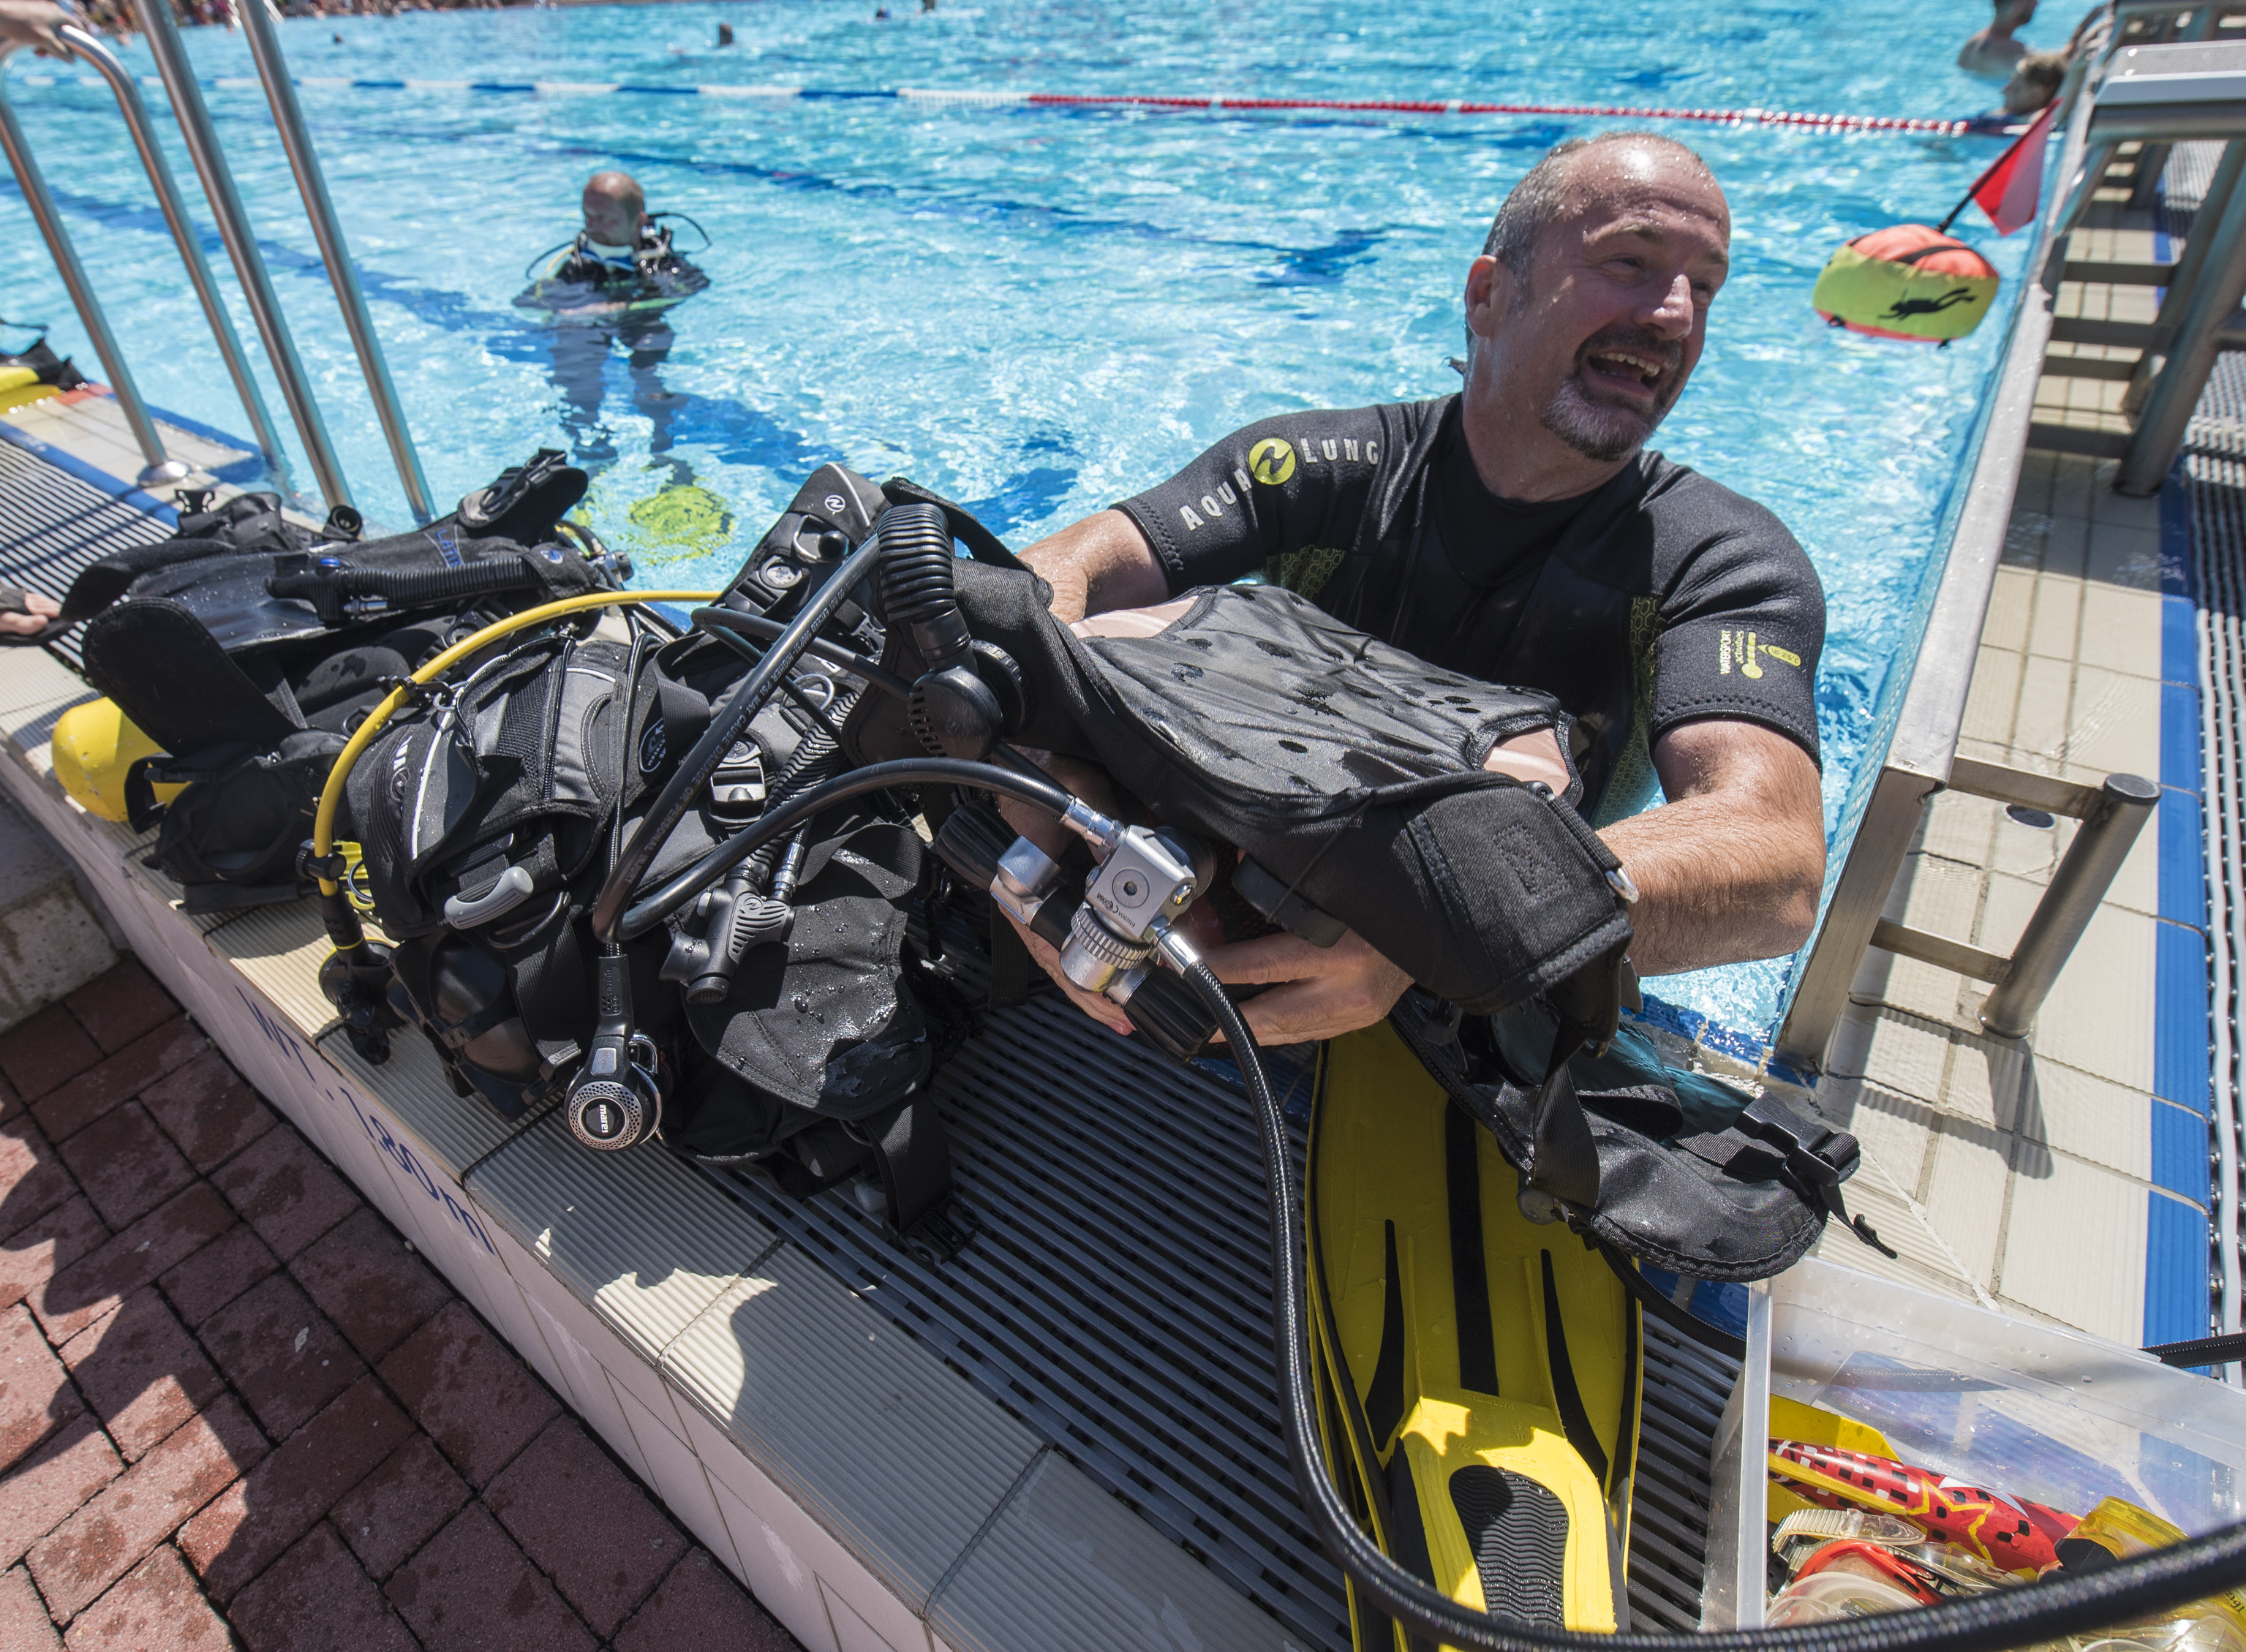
top-left (1248, 438), bottom-right (1297, 486)
top-left (1718, 630), bottom-right (1801, 679)
top-left (1175, 430), bottom-right (1381, 532)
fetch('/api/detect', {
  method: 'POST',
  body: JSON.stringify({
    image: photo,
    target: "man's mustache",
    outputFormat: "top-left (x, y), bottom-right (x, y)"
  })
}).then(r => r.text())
top-left (1574, 325), bottom-right (1684, 380)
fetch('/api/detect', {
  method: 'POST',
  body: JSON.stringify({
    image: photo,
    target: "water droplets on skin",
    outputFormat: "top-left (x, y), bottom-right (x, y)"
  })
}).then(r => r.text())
top-left (0, 0), bottom-right (2041, 1041)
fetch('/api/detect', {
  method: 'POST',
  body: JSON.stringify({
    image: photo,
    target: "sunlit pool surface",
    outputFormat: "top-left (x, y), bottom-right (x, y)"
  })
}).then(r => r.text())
top-left (0, 0), bottom-right (2066, 1043)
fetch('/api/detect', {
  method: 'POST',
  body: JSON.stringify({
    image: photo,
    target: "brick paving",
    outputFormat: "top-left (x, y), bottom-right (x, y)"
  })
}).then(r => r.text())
top-left (0, 961), bottom-right (804, 1651)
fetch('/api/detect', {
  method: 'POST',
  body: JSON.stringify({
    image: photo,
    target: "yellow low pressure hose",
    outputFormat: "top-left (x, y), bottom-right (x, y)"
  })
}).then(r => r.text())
top-left (310, 591), bottom-right (720, 901)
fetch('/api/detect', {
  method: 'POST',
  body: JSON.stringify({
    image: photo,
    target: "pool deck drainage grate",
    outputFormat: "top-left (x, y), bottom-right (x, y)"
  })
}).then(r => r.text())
top-left (708, 963), bottom-right (1729, 1648)
top-left (0, 437), bottom-right (170, 674)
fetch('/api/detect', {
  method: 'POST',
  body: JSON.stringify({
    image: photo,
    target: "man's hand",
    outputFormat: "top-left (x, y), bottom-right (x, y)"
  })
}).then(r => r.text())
top-left (0, 589), bottom-right (59, 637)
top-left (0, 1), bottom-right (73, 55)
top-left (1007, 913), bottom-right (1137, 1037)
top-left (1204, 928), bottom-right (1411, 1046)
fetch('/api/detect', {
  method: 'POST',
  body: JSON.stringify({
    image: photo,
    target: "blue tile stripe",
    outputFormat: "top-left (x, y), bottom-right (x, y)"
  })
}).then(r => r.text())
top-left (2149, 459), bottom-right (2214, 1348)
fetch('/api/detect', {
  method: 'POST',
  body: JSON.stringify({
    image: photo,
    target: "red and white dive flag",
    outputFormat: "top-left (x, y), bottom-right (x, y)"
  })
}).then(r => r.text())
top-left (1964, 101), bottom-right (2058, 235)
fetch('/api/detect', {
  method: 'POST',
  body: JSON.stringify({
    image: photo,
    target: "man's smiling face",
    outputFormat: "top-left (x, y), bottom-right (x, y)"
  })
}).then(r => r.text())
top-left (1478, 143), bottom-right (1731, 467)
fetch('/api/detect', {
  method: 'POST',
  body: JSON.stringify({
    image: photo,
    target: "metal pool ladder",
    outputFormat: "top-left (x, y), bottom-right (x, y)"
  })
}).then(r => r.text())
top-left (0, 1), bottom-right (437, 519)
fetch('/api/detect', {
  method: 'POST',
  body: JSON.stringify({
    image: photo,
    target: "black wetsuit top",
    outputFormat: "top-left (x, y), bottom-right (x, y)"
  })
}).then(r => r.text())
top-left (1115, 394), bottom-right (1825, 821)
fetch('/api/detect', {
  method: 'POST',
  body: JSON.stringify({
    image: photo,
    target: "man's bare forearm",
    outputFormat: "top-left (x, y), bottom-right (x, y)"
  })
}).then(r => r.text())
top-left (1017, 509), bottom-right (1169, 624)
top-left (1599, 721), bottom-right (1825, 977)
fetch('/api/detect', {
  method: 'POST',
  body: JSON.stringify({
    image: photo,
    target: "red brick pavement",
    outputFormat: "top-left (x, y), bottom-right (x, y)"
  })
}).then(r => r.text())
top-left (0, 961), bottom-right (804, 1651)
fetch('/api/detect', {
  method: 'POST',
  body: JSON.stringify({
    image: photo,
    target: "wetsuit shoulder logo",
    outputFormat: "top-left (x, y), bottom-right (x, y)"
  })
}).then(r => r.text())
top-left (1719, 630), bottom-right (1801, 679)
top-left (1247, 437), bottom-right (1297, 486)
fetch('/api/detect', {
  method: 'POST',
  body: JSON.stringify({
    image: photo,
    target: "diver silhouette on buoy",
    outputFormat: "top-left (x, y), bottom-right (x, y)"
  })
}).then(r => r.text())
top-left (1813, 223), bottom-right (1999, 343)
top-left (1812, 99), bottom-right (2053, 344)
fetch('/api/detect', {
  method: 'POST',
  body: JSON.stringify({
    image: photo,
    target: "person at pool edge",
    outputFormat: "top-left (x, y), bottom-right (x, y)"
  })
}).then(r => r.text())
top-left (1011, 131), bottom-right (1826, 1046)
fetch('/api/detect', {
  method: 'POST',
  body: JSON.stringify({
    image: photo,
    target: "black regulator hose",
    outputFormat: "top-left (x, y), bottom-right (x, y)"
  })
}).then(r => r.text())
top-left (590, 530), bottom-right (892, 946)
top-left (615, 757), bottom-right (1077, 943)
top-left (689, 608), bottom-right (912, 701)
top-left (1167, 960), bottom-right (2246, 1652)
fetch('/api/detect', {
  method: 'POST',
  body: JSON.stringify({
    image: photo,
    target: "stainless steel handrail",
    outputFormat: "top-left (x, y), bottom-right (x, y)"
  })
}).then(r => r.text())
top-left (1773, 95), bottom-right (2088, 1071)
top-left (0, 42), bottom-right (187, 489)
top-left (131, 0), bottom-right (351, 511)
top-left (235, 0), bottom-right (434, 524)
top-left (53, 23), bottom-right (288, 489)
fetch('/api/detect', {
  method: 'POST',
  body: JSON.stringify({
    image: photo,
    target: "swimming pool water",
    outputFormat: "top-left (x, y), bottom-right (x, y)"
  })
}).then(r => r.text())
top-left (0, 0), bottom-right (2067, 1042)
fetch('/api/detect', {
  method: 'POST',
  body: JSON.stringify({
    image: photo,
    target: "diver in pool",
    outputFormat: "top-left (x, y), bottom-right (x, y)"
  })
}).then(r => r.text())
top-left (550, 170), bottom-right (701, 291)
top-left (1013, 132), bottom-right (1828, 1046)
top-left (519, 170), bottom-right (711, 480)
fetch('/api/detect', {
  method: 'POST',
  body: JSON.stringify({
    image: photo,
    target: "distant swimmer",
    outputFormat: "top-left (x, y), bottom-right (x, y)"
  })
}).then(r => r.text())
top-left (717, 20), bottom-right (733, 43)
top-left (1958, 0), bottom-right (2036, 78)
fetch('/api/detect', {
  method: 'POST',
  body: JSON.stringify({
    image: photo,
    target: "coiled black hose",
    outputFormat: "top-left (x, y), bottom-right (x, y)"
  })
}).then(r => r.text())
top-left (617, 758), bottom-right (1074, 942)
top-left (1166, 960), bottom-right (2246, 1652)
top-left (875, 500), bottom-right (972, 671)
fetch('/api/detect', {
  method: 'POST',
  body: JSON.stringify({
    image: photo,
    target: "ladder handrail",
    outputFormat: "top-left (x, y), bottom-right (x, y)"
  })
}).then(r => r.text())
top-left (0, 39), bottom-right (186, 489)
top-left (53, 22), bottom-right (289, 491)
top-left (130, 0), bottom-right (352, 511)
top-left (235, 0), bottom-right (434, 524)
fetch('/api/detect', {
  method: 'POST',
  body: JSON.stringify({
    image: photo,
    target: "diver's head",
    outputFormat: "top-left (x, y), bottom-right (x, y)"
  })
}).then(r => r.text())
top-left (582, 170), bottom-right (647, 246)
top-left (1462, 132), bottom-right (1729, 480)
top-left (1994, 0), bottom-right (2037, 30)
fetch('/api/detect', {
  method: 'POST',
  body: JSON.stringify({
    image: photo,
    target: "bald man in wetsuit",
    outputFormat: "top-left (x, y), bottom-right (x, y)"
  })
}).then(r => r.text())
top-left (1015, 132), bottom-right (1828, 1046)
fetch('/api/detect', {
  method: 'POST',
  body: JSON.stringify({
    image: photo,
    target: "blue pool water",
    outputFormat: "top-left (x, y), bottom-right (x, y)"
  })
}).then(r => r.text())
top-left (0, 0), bottom-right (2065, 1041)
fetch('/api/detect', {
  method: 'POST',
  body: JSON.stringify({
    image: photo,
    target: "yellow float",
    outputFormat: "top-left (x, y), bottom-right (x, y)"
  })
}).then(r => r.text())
top-left (1812, 223), bottom-right (2000, 342)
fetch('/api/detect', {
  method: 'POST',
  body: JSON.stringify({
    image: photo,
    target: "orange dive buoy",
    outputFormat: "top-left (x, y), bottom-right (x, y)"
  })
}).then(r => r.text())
top-left (1812, 224), bottom-right (2000, 343)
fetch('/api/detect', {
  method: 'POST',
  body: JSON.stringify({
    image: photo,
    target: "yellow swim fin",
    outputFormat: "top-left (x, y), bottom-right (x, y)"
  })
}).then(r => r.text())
top-left (1307, 1022), bottom-right (1642, 1648)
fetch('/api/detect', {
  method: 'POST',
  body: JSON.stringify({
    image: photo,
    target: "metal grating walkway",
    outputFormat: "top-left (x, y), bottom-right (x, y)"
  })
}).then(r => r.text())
top-left (712, 963), bottom-right (1730, 1648)
top-left (2185, 348), bottom-right (2246, 1355)
top-left (2166, 143), bottom-right (2245, 1358)
top-left (0, 436), bottom-right (169, 671)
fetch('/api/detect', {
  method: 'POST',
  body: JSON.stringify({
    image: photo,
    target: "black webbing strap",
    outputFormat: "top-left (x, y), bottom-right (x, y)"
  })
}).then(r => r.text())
top-left (1525, 1020), bottom-right (1602, 1209)
top-left (1736, 1095), bottom-right (1896, 1259)
top-left (1592, 1239), bottom-right (1749, 1362)
top-left (854, 1097), bottom-right (976, 1264)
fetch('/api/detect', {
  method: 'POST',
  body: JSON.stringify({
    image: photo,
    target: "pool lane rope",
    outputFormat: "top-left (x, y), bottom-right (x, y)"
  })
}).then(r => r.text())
top-left (12, 70), bottom-right (1972, 135)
